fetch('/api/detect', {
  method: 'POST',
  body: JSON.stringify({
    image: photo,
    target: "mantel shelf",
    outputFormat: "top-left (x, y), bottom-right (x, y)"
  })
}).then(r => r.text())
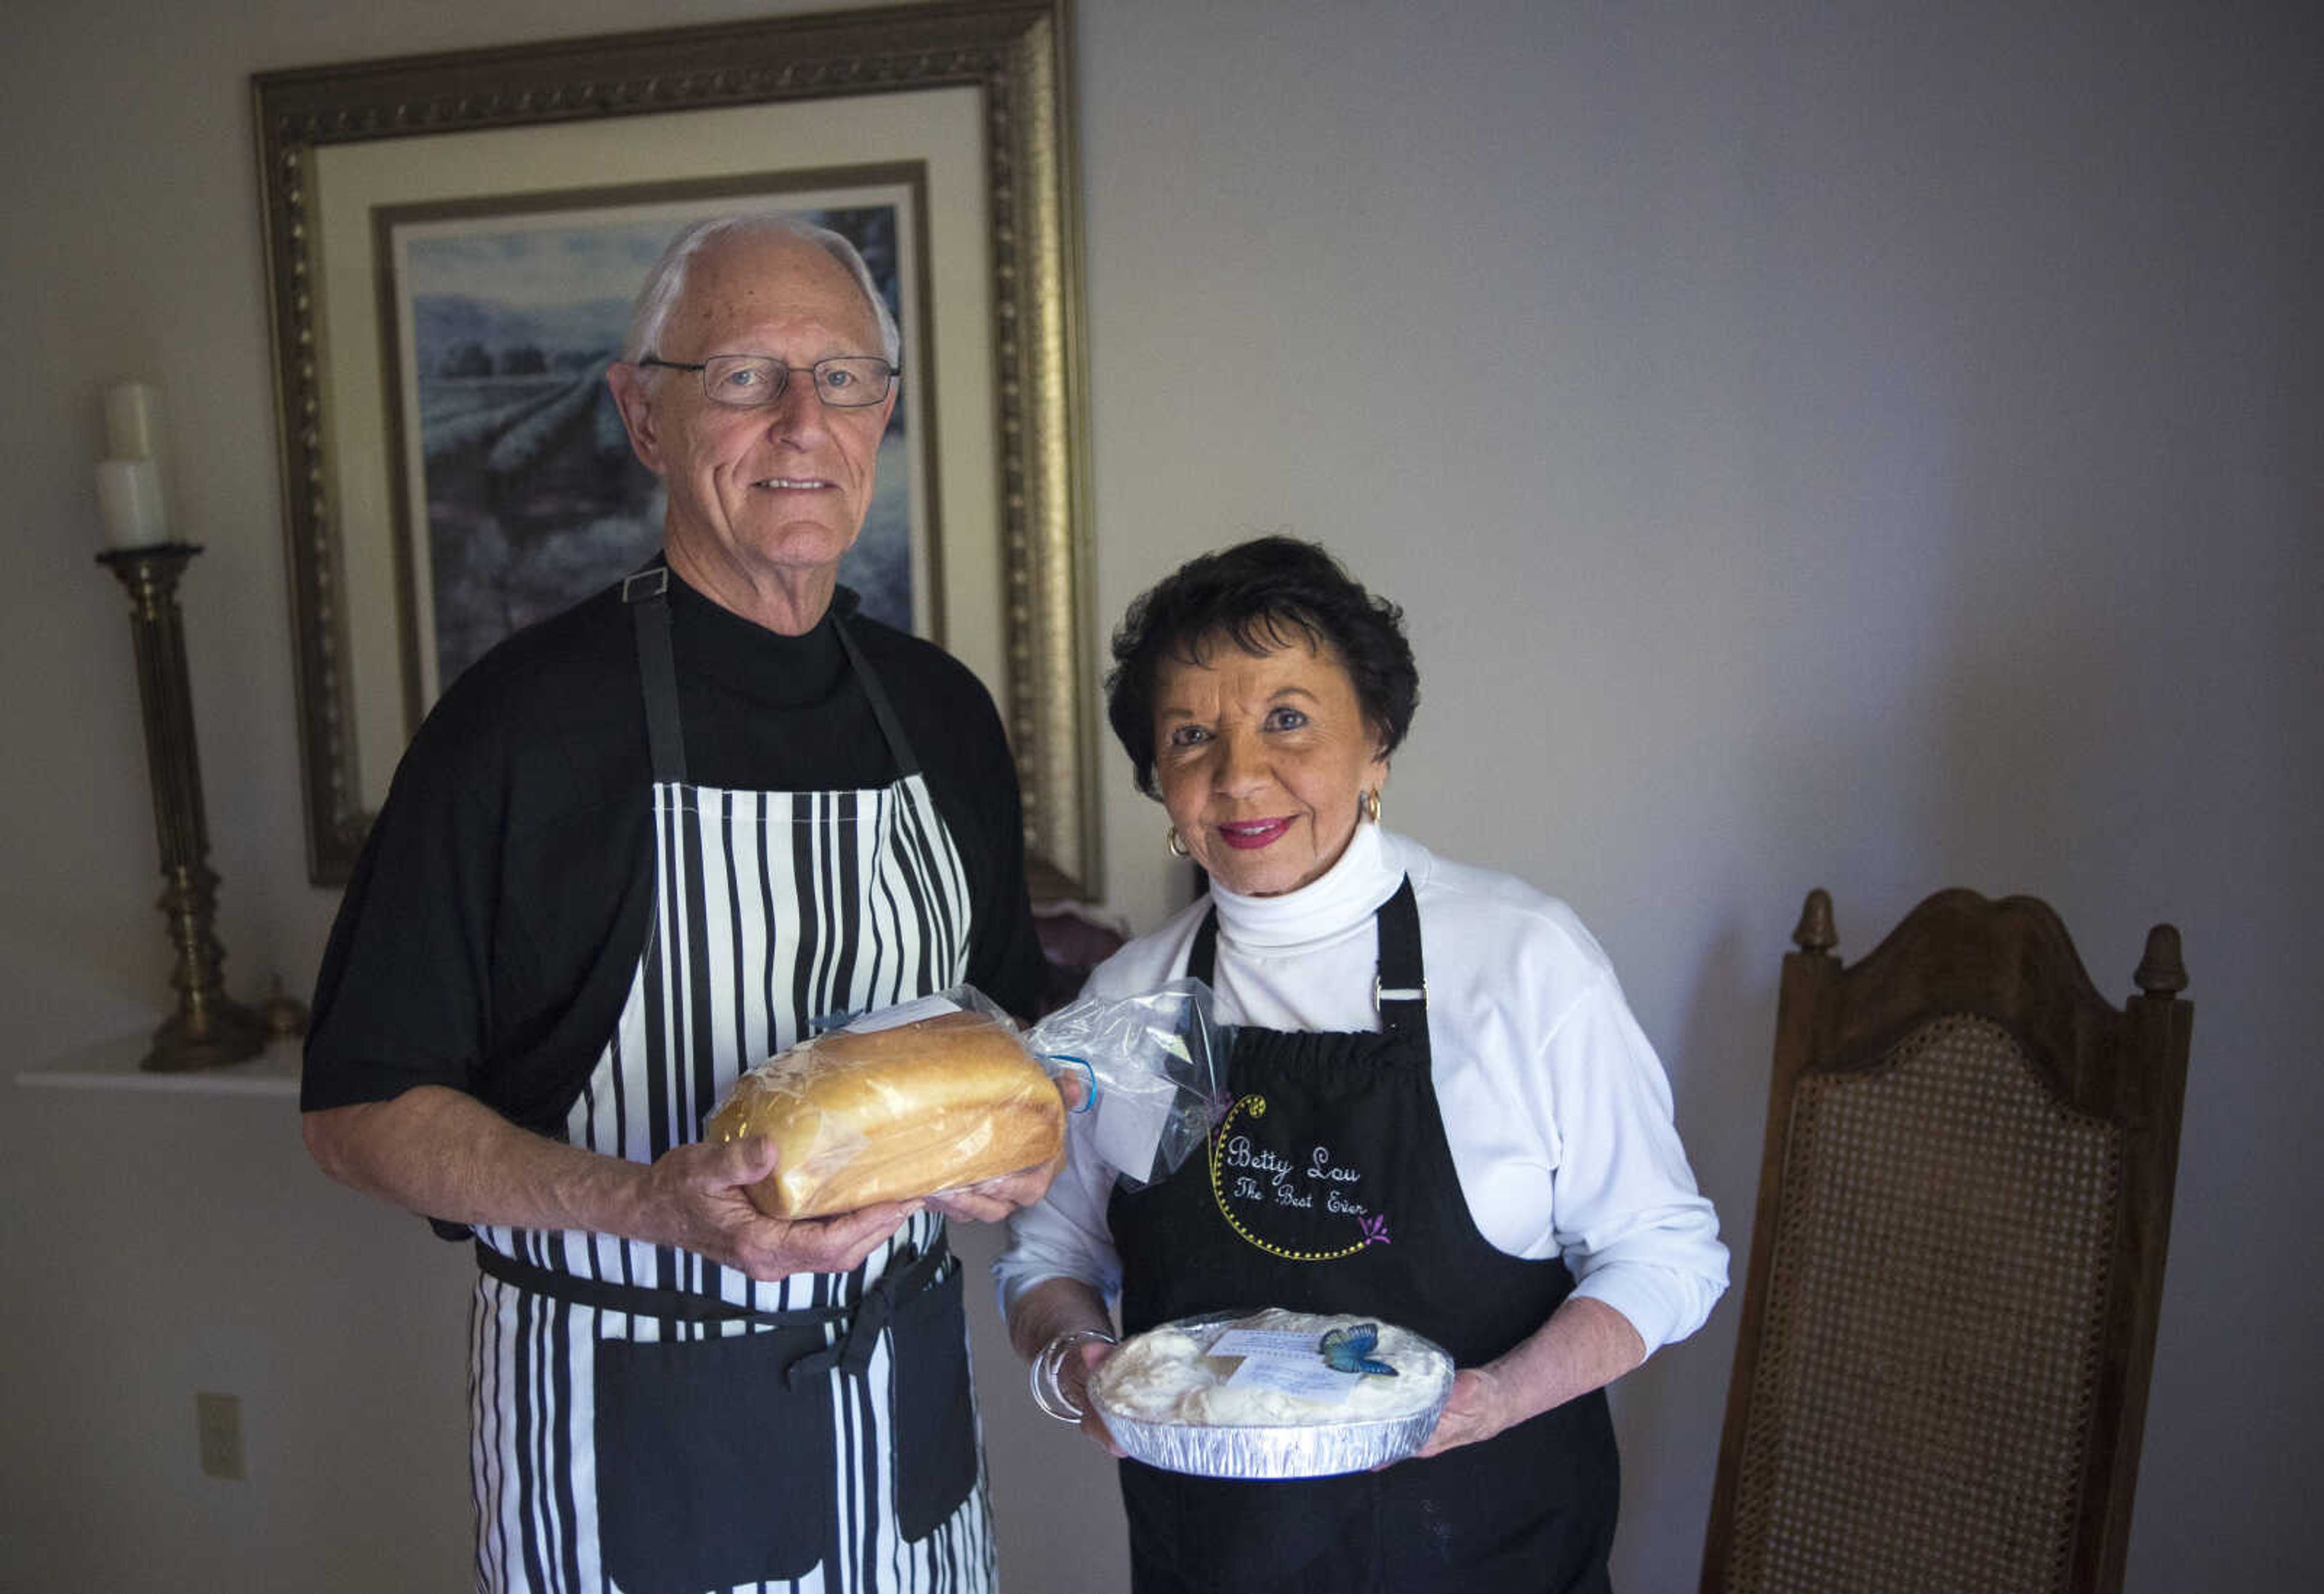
top-left (17, 1030), bottom-right (301, 1098)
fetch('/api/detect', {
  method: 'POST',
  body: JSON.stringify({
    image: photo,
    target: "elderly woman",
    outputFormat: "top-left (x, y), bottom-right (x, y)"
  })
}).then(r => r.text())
top-left (996, 536), bottom-right (1727, 1593)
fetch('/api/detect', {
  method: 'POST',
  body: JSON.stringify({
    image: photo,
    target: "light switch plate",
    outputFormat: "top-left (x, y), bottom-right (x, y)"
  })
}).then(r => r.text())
top-left (195, 1391), bottom-right (243, 1480)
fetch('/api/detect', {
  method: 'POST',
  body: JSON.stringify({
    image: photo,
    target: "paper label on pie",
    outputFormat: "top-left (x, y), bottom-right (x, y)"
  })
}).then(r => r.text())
top-left (1205, 1329), bottom-right (1324, 1362)
top-left (1223, 1353), bottom-right (1364, 1405)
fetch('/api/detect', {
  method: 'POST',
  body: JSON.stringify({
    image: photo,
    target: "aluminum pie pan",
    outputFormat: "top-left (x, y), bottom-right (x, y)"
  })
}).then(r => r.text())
top-left (1090, 1312), bottom-right (1455, 1480)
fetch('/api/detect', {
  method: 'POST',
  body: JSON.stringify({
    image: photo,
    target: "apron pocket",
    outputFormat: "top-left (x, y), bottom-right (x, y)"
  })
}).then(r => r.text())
top-left (594, 1323), bottom-right (836, 1593)
top-left (889, 1262), bottom-right (980, 1540)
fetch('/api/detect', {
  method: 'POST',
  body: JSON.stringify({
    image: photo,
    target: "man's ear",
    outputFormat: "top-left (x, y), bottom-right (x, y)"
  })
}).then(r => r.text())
top-left (605, 362), bottom-right (663, 473)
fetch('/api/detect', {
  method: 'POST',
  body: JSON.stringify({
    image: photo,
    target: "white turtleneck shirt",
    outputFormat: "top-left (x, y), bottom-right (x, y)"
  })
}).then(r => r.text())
top-left (996, 823), bottom-right (1728, 1359)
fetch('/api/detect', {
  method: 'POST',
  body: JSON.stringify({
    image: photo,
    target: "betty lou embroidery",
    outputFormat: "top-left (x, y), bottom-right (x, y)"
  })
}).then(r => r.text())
top-left (1207, 1093), bottom-right (1395, 1261)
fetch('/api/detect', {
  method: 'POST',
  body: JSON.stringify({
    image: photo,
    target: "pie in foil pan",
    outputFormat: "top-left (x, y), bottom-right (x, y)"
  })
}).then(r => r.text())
top-left (1089, 1309), bottom-right (1456, 1480)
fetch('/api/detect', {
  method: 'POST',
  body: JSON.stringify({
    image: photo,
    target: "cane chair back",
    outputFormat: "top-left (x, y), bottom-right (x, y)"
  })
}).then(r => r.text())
top-left (1701, 889), bottom-right (2191, 1594)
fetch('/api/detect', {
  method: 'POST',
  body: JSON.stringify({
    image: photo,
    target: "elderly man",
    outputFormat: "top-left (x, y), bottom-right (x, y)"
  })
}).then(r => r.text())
top-left (302, 216), bottom-right (1048, 1593)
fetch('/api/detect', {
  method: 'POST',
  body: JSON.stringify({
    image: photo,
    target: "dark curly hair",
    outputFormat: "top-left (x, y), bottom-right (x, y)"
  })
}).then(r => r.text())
top-left (1106, 536), bottom-right (1420, 799)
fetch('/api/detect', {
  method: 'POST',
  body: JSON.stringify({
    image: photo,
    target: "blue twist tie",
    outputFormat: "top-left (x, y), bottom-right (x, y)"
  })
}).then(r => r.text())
top-left (1042, 1053), bottom-right (1097, 1112)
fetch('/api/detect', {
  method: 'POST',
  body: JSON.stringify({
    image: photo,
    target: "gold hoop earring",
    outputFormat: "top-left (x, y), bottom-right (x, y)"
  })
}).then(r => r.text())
top-left (1361, 789), bottom-right (1382, 825)
top-left (1167, 827), bottom-right (1192, 859)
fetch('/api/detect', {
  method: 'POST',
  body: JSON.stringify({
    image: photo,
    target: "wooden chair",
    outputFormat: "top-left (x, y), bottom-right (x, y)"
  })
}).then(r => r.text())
top-left (1701, 889), bottom-right (2193, 1594)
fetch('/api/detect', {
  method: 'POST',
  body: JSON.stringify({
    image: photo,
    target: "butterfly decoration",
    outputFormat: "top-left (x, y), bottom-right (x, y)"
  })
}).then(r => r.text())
top-left (1319, 1322), bottom-right (1399, 1378)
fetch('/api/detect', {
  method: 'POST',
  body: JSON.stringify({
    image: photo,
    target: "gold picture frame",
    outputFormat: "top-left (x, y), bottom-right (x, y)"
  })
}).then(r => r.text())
top-left (254, 0), bottom-right (1097, 899)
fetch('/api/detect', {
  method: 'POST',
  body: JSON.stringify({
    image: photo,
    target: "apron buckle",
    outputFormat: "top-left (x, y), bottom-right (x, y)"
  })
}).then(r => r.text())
top-left (1373, 975), bottom-right (1427, 1008)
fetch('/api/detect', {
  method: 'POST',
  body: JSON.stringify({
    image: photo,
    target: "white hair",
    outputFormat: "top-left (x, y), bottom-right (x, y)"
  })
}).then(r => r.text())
top-left (620, 214), bottom-right (901, 367)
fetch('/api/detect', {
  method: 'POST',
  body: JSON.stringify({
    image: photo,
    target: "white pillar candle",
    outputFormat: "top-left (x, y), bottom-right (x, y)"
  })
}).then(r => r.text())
top-left (104, 381), bottom-right (162, 461)
top-left (97, 456), bottom-right (169, 547)
top-left (96, 379), bottom-right (174, 548)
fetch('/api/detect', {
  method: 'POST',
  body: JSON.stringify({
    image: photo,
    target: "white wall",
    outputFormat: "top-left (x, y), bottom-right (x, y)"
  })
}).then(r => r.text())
top-left (4, 1), bottom-right (2317, 1589)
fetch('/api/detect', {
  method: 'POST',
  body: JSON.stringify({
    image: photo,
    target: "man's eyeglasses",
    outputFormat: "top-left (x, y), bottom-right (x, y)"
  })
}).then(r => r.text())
top-left (638, 354), bottom-right (899, 409)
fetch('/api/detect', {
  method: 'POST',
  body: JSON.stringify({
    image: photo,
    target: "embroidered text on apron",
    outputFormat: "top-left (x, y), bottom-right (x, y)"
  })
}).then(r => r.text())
top-left (468, 569), bottom-right (994, 1594)
top-left (1106, 878), bottom-right (1621, 1594)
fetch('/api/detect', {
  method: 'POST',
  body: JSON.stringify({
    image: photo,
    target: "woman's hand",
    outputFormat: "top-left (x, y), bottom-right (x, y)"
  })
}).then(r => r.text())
top-left (1414, 1365), bottom-right (1515, 1457)
top-left (1008, 1277), bottom-right (1123, 1452)
top-left (1413, 1297), bottom-right (1648, 1460)
top-left (1068, 1336), bottom-right (1127, 1456)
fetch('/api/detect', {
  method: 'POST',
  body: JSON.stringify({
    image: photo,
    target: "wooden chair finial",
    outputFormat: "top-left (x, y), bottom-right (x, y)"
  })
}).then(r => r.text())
top-left (1793, 888), bottom-right (1837, 956)
top-left (2135, 923), bottom-right (2188, 998)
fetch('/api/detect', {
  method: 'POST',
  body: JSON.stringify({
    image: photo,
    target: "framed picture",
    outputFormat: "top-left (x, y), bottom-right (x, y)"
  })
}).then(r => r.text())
top-left (254, 0), bottom-right (1097, 898)
top-left (376, 174), bottom-right (934, 708)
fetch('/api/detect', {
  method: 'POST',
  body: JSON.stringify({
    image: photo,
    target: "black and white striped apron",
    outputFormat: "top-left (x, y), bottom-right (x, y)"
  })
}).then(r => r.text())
top-left (467, 567), bottom-right (995, 1594)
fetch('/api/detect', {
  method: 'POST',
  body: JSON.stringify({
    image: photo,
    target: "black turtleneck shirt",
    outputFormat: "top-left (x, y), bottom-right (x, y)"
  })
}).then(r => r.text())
top-left (301, 570), bottom-right (1045, 1138)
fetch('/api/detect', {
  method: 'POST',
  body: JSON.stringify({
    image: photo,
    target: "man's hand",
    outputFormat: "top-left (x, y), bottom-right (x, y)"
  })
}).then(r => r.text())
top-left (642, 1135), bottom-right (917, 1281)
top-left (303, 1089), bottom-right (917, 1280)
top-left (926, 1068), bottom-right (1088, 1223)
top-left (925, 1163), bottom-right (1056, 1224)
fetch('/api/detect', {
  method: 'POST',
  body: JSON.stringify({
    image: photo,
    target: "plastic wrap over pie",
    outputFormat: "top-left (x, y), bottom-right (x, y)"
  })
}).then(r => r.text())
top-left (1089, 1309), bottom-right (1454, 1478)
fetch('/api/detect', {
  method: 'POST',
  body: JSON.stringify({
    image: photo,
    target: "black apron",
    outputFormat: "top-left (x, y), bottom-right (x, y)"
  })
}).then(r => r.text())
top-left (467, 568), bottom-right (991, 1594)
top-left (1106, 879), bottom-right (1620, 1594)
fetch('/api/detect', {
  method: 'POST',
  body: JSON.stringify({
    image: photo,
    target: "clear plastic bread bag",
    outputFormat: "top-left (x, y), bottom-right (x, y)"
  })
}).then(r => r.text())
top-left (708, 985), bottom-right (1060, 1217)
top-left (1023, 978), bottom-right (1233, 1190)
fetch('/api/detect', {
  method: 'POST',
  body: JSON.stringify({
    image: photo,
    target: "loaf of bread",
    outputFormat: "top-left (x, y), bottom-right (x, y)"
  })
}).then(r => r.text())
top-left (705, 1008), bottom-right (1065, 1219)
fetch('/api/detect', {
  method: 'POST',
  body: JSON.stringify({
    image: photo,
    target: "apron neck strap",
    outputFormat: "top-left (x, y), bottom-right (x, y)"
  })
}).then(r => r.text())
top-left (830, 608), bottom-right (922, 778)
top-left (623, 565), bottom-right (687, 785)
top-left (624, 562), bottom-right (927, 786)
top-left (1372, 876), bottom-right (1428, 1039)
top-left (1188, 874), bottom-right (1429, 1041)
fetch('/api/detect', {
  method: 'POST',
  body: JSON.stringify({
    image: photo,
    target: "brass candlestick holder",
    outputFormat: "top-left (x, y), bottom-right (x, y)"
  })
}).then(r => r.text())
top-left (97, 541), bottom-right (289, 1070)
